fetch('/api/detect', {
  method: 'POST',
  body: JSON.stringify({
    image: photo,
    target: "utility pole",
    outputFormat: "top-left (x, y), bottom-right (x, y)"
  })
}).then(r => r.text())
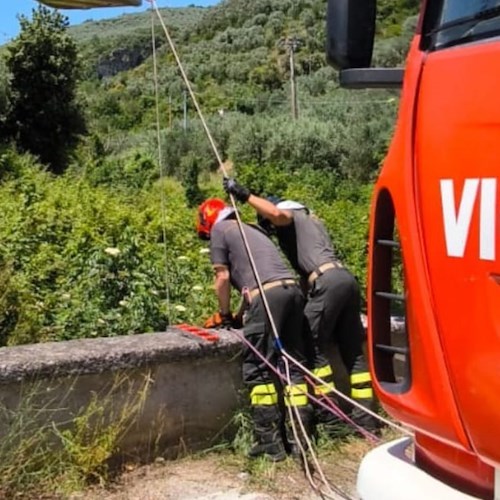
top-left (284, 36), bottom-right (301, 120)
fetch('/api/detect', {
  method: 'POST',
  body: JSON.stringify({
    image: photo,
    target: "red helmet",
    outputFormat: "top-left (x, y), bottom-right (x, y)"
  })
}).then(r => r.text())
top-left (196, 198), bottom-right (227, 240)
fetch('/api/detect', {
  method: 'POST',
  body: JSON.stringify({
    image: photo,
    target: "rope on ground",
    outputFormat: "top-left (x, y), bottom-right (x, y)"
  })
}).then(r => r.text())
top-left (230, 327), bottom-right (356, 500)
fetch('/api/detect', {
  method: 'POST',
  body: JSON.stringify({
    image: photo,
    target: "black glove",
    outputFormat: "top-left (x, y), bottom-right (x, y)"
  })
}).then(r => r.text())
top-left (220, 311), bottom-right (234, 328)
top-left (223, 177), bottom-right (250, 203)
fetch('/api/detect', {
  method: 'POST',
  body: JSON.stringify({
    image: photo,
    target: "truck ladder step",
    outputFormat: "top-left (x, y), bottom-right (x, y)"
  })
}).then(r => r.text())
top-left (376, 239), bottom-right (400, 248)
top-left (376, 344), bottom-right (409, 355)
top-left (375, 291), bottom-right (405, 301)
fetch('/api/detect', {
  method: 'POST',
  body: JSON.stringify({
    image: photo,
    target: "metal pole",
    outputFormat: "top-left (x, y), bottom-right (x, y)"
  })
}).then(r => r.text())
top-left (169, 93), bottom-right (172, 129)
top-left (289, 43), bottom-right (298, 120)
top-left (283, 36), bottom-right (300, 120)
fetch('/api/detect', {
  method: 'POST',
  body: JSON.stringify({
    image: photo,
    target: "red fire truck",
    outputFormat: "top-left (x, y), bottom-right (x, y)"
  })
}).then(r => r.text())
top-left (326, 1), bottom-right (500, 499)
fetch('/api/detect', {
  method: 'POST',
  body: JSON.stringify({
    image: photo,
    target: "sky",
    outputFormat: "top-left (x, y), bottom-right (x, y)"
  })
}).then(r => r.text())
top-left (0, 0), bottom-right (220, 44)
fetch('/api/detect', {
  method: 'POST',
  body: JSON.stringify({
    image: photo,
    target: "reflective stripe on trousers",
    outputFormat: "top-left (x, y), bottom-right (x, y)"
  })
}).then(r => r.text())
top-left (250, 383), bottom-right (278, 406)
top-left (284, 383), bottom-right (309, 407)
top-left (350, 371), bottom-right (373, 400)
top-left (313, 365), bottom-right (336, 396)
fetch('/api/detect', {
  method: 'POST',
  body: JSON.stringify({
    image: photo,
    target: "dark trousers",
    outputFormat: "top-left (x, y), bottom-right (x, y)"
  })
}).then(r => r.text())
top-left (242, 284), bottom-right (309, 430)
top-left (305, 269), bottom-right (374, 416)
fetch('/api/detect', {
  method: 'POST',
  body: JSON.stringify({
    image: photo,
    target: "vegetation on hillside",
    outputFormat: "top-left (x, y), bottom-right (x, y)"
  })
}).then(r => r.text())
top-left (0, 0), bottom-right (418, 346)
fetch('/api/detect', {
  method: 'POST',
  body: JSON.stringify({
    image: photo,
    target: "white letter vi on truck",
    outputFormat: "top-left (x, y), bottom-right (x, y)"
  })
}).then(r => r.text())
top-left (440, 178), bottom-right (497, 261)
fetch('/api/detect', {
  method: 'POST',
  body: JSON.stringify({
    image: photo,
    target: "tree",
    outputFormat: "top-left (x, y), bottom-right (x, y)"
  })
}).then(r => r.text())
top-left (0, 58), bottom-right (11, 137)
top-left (6, 6), bottom-right (85, 174)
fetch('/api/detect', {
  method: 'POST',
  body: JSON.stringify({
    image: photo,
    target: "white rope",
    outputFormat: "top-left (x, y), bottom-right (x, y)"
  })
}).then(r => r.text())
top-left (282, 349), bottom-right (412, 436)
top-left (150, 7), bottom-right (171, 325)
top-left (150, 0), bottom-right (224, 169)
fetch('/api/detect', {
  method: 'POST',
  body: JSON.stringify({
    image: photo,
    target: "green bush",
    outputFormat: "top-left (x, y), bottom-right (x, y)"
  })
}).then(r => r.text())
top-left (0, 152), bottom-right (217, 346)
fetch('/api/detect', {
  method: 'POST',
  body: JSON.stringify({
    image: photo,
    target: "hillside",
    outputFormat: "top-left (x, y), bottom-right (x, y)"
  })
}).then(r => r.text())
top-left (75, 0), bottom-right (419, 96)
top-left (69, 7), bottom-right (208, 78)
top-left (74, 0), bottom-right (419, 168)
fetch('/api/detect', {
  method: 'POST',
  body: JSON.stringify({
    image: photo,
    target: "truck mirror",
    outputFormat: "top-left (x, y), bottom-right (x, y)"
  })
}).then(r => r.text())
top-left (326, 0), bottom-right (376, 70)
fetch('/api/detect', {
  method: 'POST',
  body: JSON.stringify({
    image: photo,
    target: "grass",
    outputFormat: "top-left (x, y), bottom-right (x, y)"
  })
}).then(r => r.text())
top-left (0, 372), bottom-right (151, 499)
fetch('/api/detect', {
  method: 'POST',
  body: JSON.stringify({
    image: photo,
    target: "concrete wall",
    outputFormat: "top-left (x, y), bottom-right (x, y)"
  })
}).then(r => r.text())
top-left (0, 318), bottom-right (406, 463)
top-left (0, 327), bottom-right (244, 461)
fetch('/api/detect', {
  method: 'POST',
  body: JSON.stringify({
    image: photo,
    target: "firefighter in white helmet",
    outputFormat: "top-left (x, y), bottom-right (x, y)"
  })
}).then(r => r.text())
top-left (223, 179), bottom-right (379, 437)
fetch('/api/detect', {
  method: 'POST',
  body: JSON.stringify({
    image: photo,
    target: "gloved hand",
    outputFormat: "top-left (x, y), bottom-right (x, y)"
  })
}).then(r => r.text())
top-left (231, 312), bottom-right (243, 329)
top-left (223, 177), bottom-right (250, 203)
top-left (203, 311), bottom-right (235, 329)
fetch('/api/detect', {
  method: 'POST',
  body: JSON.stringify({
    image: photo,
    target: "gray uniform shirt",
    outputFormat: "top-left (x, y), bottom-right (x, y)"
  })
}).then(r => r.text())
top-left (210, 219), bottom-right (293, 292)
top-left (276, 210), bottom-right (337, 278)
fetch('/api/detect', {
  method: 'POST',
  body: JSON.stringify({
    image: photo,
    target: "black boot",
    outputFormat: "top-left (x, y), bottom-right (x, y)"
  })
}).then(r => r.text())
top-left (315, 396), bottom-right (355, 440)
top-left (248, 406), bottom-right (286, 462)
top-left (285, 405), bottom-right (315, 457)
top-left (350, 403), bottom-right (382, 436)
top-left (349, 361), bottom-right (380, 435)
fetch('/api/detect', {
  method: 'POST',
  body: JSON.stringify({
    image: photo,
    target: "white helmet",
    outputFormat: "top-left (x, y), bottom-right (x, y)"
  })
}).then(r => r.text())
top-left (215, 206), bottom-right (236, 224)
top-left (276, 200), bottom-right (307, 211)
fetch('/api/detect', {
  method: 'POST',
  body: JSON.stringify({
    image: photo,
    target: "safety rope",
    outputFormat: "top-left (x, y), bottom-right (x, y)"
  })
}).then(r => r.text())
top-left (147, 2), bottom-right (411, 496)
top-left (150, 6), bottom-right (171, 324)
top-left (230, 327), bottom-right (411, 437)
top-left (149, 0), bottom-right (224, 168)
top-left (230, 327), bottom-right (412, 498)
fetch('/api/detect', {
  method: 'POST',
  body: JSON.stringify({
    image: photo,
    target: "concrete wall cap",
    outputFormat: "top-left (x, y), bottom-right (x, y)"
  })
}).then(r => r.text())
top-left (0, 328), bottom-right (242, 383)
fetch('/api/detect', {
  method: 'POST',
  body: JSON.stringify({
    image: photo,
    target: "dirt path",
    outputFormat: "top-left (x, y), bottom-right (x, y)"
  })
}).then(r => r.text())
top-left (76, 433), bottom-right (393, 500)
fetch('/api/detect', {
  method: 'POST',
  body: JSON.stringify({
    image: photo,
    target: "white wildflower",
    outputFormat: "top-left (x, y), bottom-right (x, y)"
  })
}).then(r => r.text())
top-left (119, 300), bottom-right (128, 307)
top-left (177, 255), bottom-right (189, 261)
top-left (192, 285), bottom-right (203, 292)
top-left (174, 305), bottom-right (187, 312)
top-left (199, 248), bottom-right (210, 254)
top-left (105, 247), bottom-right (120, 257)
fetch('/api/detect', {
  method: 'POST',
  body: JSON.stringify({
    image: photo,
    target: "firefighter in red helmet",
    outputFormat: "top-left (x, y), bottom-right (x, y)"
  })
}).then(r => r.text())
top-left (197, 198), bottom-right (313, 461)
top-left (196, 198), bottom-right (227, 240)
